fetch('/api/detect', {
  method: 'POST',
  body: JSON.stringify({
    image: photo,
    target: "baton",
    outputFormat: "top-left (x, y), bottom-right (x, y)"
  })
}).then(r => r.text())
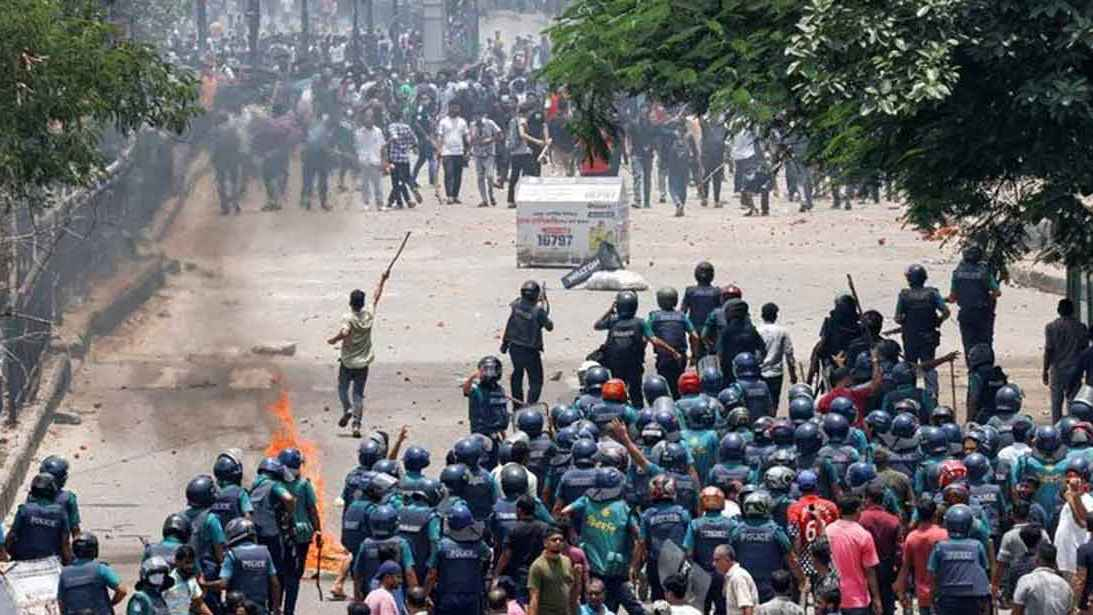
top-left (846, 274), bottom-right (872, 347)
top-left (313, 537), bottom-right (324, 601)
top-left (383, 231), bottom-right (411, 278)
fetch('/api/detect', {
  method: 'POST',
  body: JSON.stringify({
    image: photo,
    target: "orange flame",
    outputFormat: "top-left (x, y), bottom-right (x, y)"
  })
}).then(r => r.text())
top-left (264, 390), bottom-right (348, 572)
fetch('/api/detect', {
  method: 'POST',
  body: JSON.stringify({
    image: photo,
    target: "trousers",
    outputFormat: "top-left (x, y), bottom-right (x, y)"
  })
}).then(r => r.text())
top-left (958, 308), bottom-right (995, 359)
top-left (442, 155), bottom-right (464, 198)
top-left (508, 344), bottom-right (544, 404)
top-left (656, 355), bottom-right (685, 400)
top-left (282, 541), bottom-right (309, 615)
top-left (338, 364), bottom-right (369, 426)
top-left (595, 574), bottom-right (646, 615)
top-left (475, 156), bottom-right (497, 205)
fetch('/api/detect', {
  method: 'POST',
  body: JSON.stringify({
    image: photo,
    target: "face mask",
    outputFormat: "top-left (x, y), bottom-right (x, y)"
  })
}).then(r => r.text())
top-left (148, 573), bottom-right (166, 587)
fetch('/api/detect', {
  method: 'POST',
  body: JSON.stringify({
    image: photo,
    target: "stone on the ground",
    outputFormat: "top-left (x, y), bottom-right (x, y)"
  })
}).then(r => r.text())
top-left (250, 342), bottom-right (296, 356)
top-left (583, 270), bottom-right (649, 291)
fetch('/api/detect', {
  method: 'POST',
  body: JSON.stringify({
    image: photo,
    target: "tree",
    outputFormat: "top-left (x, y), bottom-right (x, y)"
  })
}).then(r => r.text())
top-left (545, 0), bottom-right (1093, 269)
top-left (0, 0), bottom-right (201, 210)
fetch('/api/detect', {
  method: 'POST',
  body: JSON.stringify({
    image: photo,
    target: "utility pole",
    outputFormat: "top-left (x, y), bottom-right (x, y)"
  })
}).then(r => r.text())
top-left (246, 0), bottom-right (261, 67)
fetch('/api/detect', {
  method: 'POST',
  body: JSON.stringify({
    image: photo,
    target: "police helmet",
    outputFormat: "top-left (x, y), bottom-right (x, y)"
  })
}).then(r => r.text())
top-left (72, 532), bottom-right (99, 560)
top-left (403, 446), bottom-right (431, 472)
top-left (520, 280), bottom-right (541, 302)
top-left (1057, 418), bottom-right (1079, 446)
top-left (770, 420), bottom-right (796, 447)
top-left (446, 503), bottom-right (475, 531)
top-left (500, 464), bottom-right (529, 497)
top-left (962, 245), bottom-right (984, 263)
top-left (277, 448), bottom-right (304, 480)
top-left (453, 437), bottom-right (483, 466)
top-left (962, 452), bottom-right (990, 482)
top-left (764, 466), bottom-right (796, 493)
top-left (185, 475), bottom-right (217, 508)
top-left (602, 379), bottom-right (628, 403)
top-left (743, 491), bottom-right (773, 518)
top-left (851, 351), bottom-right (873, 383)
top-left (225, 518), bottom-right (257, 547)
top-left (649, 474), bottom-right (678, 501)
top-left (572, 439), bottom-right (599, 467)
top-left (584, 366), bottom-right (611, 394)
top-left (358, 440), bottom-right (385, 469)
top-left (1072, 422), bottom-right (1093, 448)
top-left (372, 459), bottom-right (400, 479)
top-left (795, 422), bottom-right (824, 455)
top-left (891, 412), bottom-right (919, 439)
top-left (478, 355), bottom-right (503, 383)
top-left (39, 455), bottom-right (70, 489)
top-left (937, 459), bottom-right (967, 490)
top-left (555, 426), bottom-right (581, 452)
top-left (678, 371), bottom-right (701, 396)
top-left (162, 513), bottom-right (192, 542)
top-left (213, 452), bottom-right (244, 484)
top-left (797, 470), bottom-right (819, 493)
top-left (944, 504), bottom-right (974, 538)
top-left (822, 413), bottom-right (850, 442)
top-left (661, 442), bottom-right (690, 472)
top-left (700, 486), bottom-right (725, 512)
top-left (559, 408), bottom-right (586, 433)
top-left (439, 464), bottom-right (470, 496)
top-left (769, 448), bottom-right (798, 470)
top-left (719, 434), bottom-right (747, 463)
top-left (789, 397), bottom-right (815, 425)
top-left (930, 406), bottom-right (956, 426)
top-left (656, 287), bottom-right (679, 310)
top-left (732, 352), bottom-right (761, 379)
top-left (752, 416), bottom-right (775, 445)
top-left (575, 420), bottom-right (601, 442)
top-left (719, 386), bottom-right (744, 410)
top-left (422, 478), bottom-right (445, 507)
top-left (1011, 415), bottom-right (1035, 444)
top-left (139, 556), bottom-right (174, 592)
top-left (941, 423), bottom-right (964, 455)
top-left (920, 426), bottom-right (948, 456)
top-left (642, 375), bottom-right (671, 405)
top-left (1071, 398), bottom-right (1093, 423)
top-left (787, 383), bottom-right (814, 402)
top-left (995, 385), bottom-right (1022, 414)
top-left (905, 264), bottom-right (928, 287)
top-left (891, 362), bottom-right (916, 388)
top-left (865, 410), bottom-right (893, 435)
top-left (654, 407), bottom-right (682, 440)
top-left (687, 403), bottom-right (716, 431)
top-left (721, 285), bottom-right (743, 303)
top-left (517, 409), bottom-right (546, 438)
top-left (369, 504), bottom-right (399, 538)
top-left (699, 366), bottom-right (724, 396)
top-left (694, 261), bottom-right (714, 284)
top-left (846, 463), bottom-right (877, 491)
top-left (829, 397), bottom-right (857, 422)
top-left (1069, 456), bottom-right (1090, 480)
top-left (615, 291), bottom-right (639, 318)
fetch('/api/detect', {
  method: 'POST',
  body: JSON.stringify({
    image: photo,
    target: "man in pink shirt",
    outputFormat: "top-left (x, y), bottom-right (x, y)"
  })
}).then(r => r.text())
top-left (895, 496), bottom-right (948, 615)
top-left (824, 495), bottom-right (883, 615)
top-left (365, 561), bottom-right (403, 615)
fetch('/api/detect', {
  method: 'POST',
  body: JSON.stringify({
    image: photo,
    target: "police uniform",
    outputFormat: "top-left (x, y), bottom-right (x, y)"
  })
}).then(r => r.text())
top-left (640, 502), bottom-right (691, 600)
top-left (647, 309), bottom-right (693, 398)
top-left (729, 518), bottom-right (792, 603)
top-left (685, 512), bottom-right (735, 615)
top-left (501, 298), bottom-right (553, 404)
top-left (682, 285), bottom-right (721, 361)
top-left (9, 498), bottom-right (69, 560)
top-left (927, 537), bottom-right (991, 612)
top-left (428, 535), bottom-right (492, 615)
top-left (896, 285), bottom-right (945, 396)
top-left (596, 315), bottom-right (651, 408)
top-left (950, 260), bottom-right (997, 358)
top-left (59, 558), bottom-right (121, 615)
top-left (397, 503), bottom-right (437, 583)
top-left (221, 542), bottom-right (277, 612)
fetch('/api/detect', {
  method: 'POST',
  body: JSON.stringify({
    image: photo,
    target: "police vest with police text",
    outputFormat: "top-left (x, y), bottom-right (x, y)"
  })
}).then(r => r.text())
top-left (228, 544), bottom-right (273, 606)
top-left (58, 560), bottom-right (112, 615)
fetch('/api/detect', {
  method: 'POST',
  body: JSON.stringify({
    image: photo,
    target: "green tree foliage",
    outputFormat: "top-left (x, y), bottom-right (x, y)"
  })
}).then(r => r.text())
top-left (546, 0), bottom-right (1093, 267)
top-left (0, 0), bottom-right (201, 208)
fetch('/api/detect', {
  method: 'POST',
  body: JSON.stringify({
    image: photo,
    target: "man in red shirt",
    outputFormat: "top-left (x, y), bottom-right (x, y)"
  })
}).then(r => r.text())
top-left (787, 470), bottom-right (839, 582)
top-left (824, 494), bottom-right (883, 615)
top-left (817, 349), bottom-right (883, 424)
top-left (858, 482), bottom-right (901, 615)
top-left (894, 495), bottom-right (948, 615)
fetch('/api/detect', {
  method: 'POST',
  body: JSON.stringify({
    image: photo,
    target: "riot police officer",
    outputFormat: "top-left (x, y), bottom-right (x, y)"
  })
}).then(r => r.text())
top-left (515, 408), bottom-right (556, 495)
top-left (817, 414), bottom-right (861, 493)
top-left (640, 475), bottom-right (692, 600)
top-left (729, 491), bottom-right (799, 603)
top-left (126, 556), bottom-right (173, 615)
top-left (212, 449), bottom-right (253, 527)
top-left (929, 504), bottom-right (991, 613)
top-left (733, 352), bottom-right (774, 420)
top-left (400, 446), bottom-right (432, 497)
top-left (354, 505), bottom-right (418, 599)
top-left (425, 503), bottom-right (492, 615)
top-left (277, 448), bottom-right (322, 615)
top-left (648, 287), bottom-right (699, 398)
top-left (6, 473), bottom-right (72, 562)
top-left (595, 290), bottom-right (681, 408)
top-left (143, 513), bottom-right (192, 563)
top-left (589, 379), bottom-right (639, 436)
top-left (683, 261), bottom-right (722, 359)
top-left (895, 264), bottom-right (950, 399)
top-left (180, 474), bottom-right (227, 613)
top-left (501, 280), bottom-right (554, 404)
top-left (966, 343), bottom-right (1008, 424)
top-left (250, 458), bottom-right (296, 604)
top-left (703, 298), bottom-right (766, 385)
top-left (39, 454), bottom-right (80, 537)
top-left (462, 356), bottom-right (512, 461)
top-left (947, 245), bottom-right (1001, 357)
top-left (58, 532), bottom-right (127, 614)
top-left (685, 487), bottom-right (735, 615)
top-left (398, 483), bottom-right (439, 586)
top-left (551, 438), bottom-right (599, 516)
top-left (216, 518), bottom-right (281, 613)
top-left (453, 437), bottom-right (501, 522)
top-left (708, 434), bottom-right (754, 496)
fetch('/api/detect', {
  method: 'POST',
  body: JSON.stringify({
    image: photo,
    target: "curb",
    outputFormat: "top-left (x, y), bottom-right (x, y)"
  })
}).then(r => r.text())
top-left (0, 256), bottom-right (166, 520)
top-left (1010, 265), bottom-right (1067, 297)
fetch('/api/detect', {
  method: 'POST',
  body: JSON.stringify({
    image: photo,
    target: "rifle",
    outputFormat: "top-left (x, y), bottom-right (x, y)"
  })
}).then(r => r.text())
top-left (541, 280), bottom-right (550, 316)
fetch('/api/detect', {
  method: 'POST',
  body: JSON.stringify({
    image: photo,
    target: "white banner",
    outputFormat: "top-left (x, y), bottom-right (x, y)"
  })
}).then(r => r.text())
top-left (515, 177), bottom-right (629, 268)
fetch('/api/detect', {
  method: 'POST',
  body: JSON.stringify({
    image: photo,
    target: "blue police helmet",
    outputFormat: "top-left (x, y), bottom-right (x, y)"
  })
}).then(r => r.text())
top-left (1069, 456), bottom-right (1090, 480)
top-left (185, 475), bottom-right (217, 508)
top-left (517, 409), bottom-right (545, 437)
top-left (40, 455), bottom-right (70, 489)
top-left (642, 375), bottom-right (671, 403)
top-left (1035, 426), bottom-right (1062, 455)
top-left (719, 433), bottom-right (747, 463)
top-left (554, 426), bottom-right (581, 452)
top-left (795, 422), bottom-right (824, 455)
top-left (752, 416), bottom-right (775, 444)
top-left (1012, 415), bottom-right (1035, 444)
top-left (686, 403), bottom-right (715, 430)
top-left (654, 409), bottom-right (682, 438)
top-left (865, 410), bottom-right (893, 435)
top-left (661, 442), bottom-right (690, 472)
top-left (439, 464), bottom-right (470, 495)
top-left (1057, 417), bottom-right (1079, 446)
top-left (789, 397), bottom-right (815, 425)
top-left (846, 462), bottom-right (877, 490)
top-left (940, 423), bottom-right (964, 455)
top-left (995, 385), bottom-right (1023, 414)
top-left (891, 412), bottom-right (919, 439)
top-left (635, 408), bottom-right (656, 432)
top-left (718, 385), bottom-right (744, 410)
top-left (595, 467), bottom-right (626, 490)
top-left (944, 503), bottom-right (974, 538)
top-left (962, 452), bottom-right (990, 482)
top-left (797, 470), bottom-right (819, 493)
top-left (732, 352), bottom-right (760, 379)
top-left (822, 412), bottom-right (850, 442)
top-left (358, 440), bottom-right (384, 469)
top-left (575, 420), bottom-right (601, 442)
top-left (447, 503), bottom-right (475, 531)
top-left (787, 383), bottom-right (814, 402)
top-left (770, 420), bottom-right (796, 447)
top-left (403, 446), bottom-right (430, 472)
top-left (555, 407), bottom-right (583, 430)
top-left (453, 437), bottom-right (483, 466)
top-left (572, 439), bottom-right (599, 467)
top-left (257, 457), bottom-right (288, 481)
top-left (1071, 399), bottom-right (1093, 423)
top-left (372, 459), bottom-right (400, 479)
top-left (829, 397), bottom-right (857, 422)
top-left (919, 426), bottom-right (947, 456)
top-left (422, 478), bottom-right (445, 506)
top-left (277, 448), bottom-right (304, 480)
top-left (699, 366), bottom-right (724, 396)
top-left (891, 361), bottom-right (916, 388)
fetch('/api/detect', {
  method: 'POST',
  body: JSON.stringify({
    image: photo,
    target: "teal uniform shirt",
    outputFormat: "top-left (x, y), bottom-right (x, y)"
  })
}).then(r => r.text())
top-left (285, 477), bottom-right (318, 544)
top-left (59, 490), bottom-right (81, 531)
top-left (185, 505), bottom-right (226, 550)
top-left (1012, 453), bottom-right (1068, 529)
top-left (681, 429), bottom-right (720, 484)
top-left (568, 496), bottom-right (640, 577)
top-left (58, 558), bottom-right (121, 599)
top-left (217, 481), bottom-right (255, 515)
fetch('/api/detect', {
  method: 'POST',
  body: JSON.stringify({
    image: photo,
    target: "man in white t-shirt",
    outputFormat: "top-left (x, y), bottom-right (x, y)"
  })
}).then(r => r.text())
top-left (355, 110), bottom-right (386, 208)
top-left (661, 574), bottom-right (702, 615)
top-left (715, 545), bottom-right (758, 615)
top-left (436, 101), bottom-right (469, 204)
top-left (1054, 468), bottom-right (1093, 577)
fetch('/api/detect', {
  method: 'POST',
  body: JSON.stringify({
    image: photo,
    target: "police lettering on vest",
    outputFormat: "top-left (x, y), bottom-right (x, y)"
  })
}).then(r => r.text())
top-left (900, 287), bottom-right (941, 349)
top-left (12, 502), bottom-right (66, 560)
top-left (558, 468), bottom-right (598, 504)
top-left (342, 502), bottom-right (372, 559)
top-left (212, 485), bottom-right (245, 526)
top-left (934, 540), bottom-right (990, 598)
top-left (649, 311), bottom-right (688, 356)
top-left (228, 544), bottom-right (272, 606)
top-left (692, 518), bottom-right (734, 570)
top-left (435, 538), bottom-right (484, 597)
top-left (643, 506), bottom-right (688, 560)
top-left (398, 506), bottom-right (434, 580)
top-left (59, 561), bottom-right (111, 615)
top-left (492, 499), bottom-right (520, 544)
top-left (605, 319), bottom-right (646, 367)
top-left (732, 522), bottom-right (783, 602)
top-left (355, 537), bottom-right (403, 581)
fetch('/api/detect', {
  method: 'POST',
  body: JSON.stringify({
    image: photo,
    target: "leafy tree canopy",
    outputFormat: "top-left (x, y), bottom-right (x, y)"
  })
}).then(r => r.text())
top-left (1, 0), bottom-right (201, 208)
top-left (545, 0), bottom-right (1093, 268)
